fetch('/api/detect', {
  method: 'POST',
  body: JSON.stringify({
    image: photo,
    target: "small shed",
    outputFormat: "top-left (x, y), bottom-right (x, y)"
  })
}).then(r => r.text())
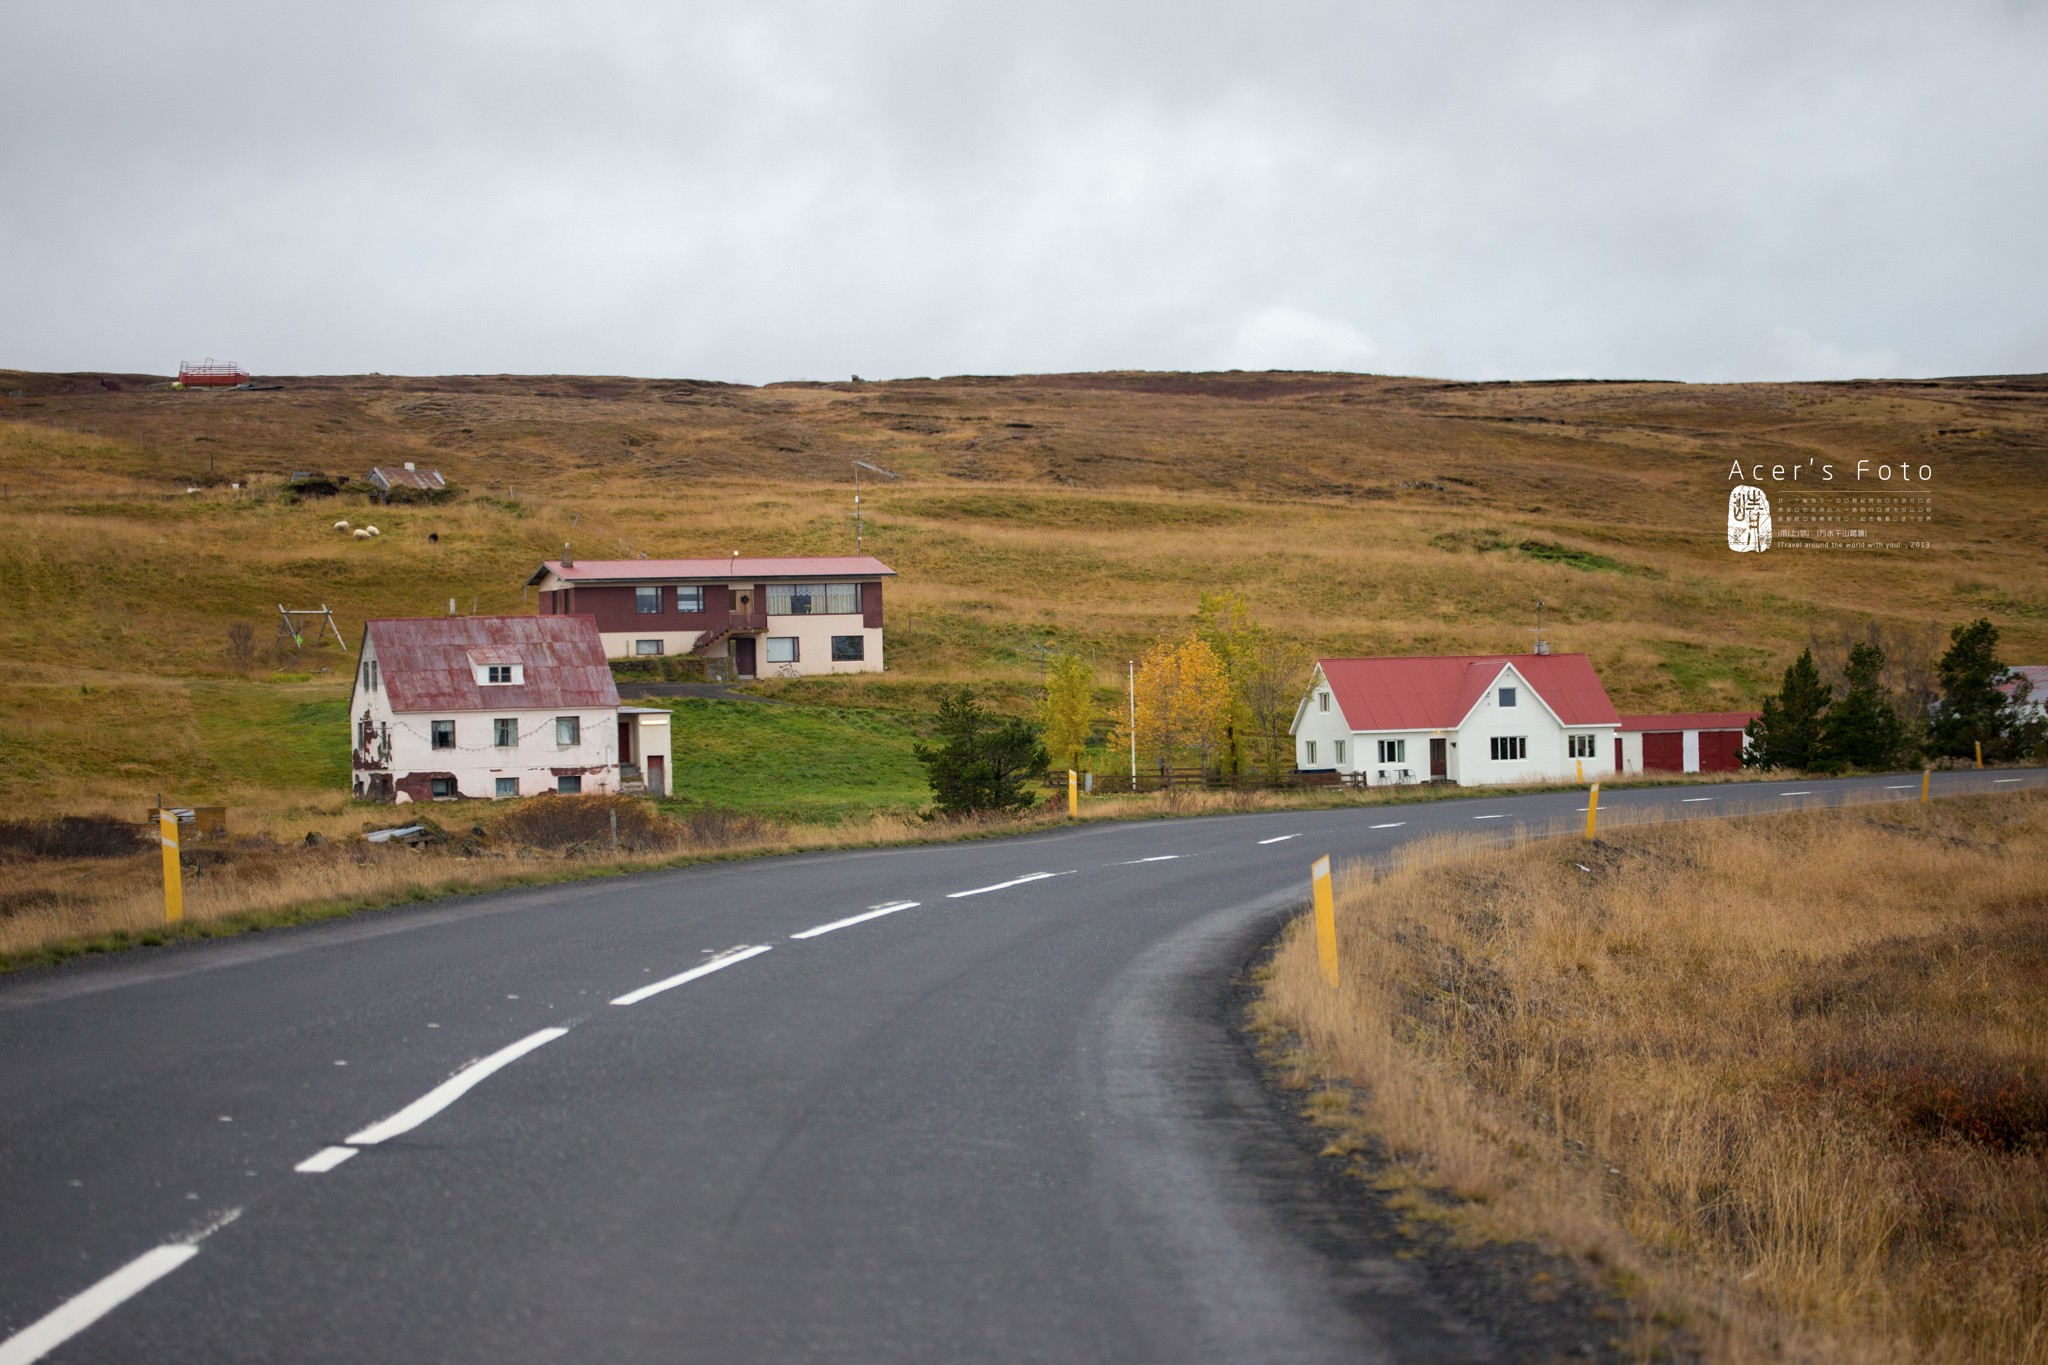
top-left (1618, 713), bottom-right (1758, 775)
top-left (368, 464), bottom-right (449, 501)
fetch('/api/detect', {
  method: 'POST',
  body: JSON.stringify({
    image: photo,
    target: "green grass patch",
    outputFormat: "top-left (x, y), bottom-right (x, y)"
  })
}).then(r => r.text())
top-left (657, 698), bottom-right (931, 822)
top-left (1651, 639), bottom-right (1776, 708)
top-left (1517, 539), bottom-right (1632, 574)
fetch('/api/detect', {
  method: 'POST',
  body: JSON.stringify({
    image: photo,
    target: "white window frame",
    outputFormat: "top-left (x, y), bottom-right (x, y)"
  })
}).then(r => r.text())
top-left (1377, 738), bottom-right (1406, 764)
top-left (1490, 735), bottom-right (1528, 761)
top-left (1305, 739), bottom-right (1318, 764)
top-left (476, 663), bottom-right (523, 686)
top-left (1568, 733), bottom-right (1596, 758)
top-left (1318, 691), bottom-right (1330, 713)
top-left (1333, 739), bottom-right (1346, 764)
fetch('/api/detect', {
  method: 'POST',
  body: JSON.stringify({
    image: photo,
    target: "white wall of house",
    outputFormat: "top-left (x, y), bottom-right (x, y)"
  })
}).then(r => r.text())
top-left (1292, 677), bottom-right (1351, 771)
top-left (351, 640), bottom-right (620, 800)
top-left (601, 617), bottom-right (883, 675)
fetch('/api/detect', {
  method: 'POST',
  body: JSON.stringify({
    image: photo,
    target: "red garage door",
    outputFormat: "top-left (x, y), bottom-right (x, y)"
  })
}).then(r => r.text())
top-left (1642, 731), bottom-right (1684, 772)
top-left (1698, 729), bottom-right (1744, 773)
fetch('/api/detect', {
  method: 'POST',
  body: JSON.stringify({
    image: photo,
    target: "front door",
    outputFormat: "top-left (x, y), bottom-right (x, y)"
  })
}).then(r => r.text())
top-left (618, 719), bottom-right (633, 767)
top-left (1430, 737), bottom-right (1448, 779)
top-left (733, 636), bottom-right (757, 677)
top-left (646, 755), bottom-right (665, 796)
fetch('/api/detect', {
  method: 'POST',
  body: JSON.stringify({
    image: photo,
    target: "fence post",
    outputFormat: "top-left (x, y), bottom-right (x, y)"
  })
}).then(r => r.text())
top-left (1584, 783), bottom-right (1600, 841)
top-left (159, 809), bottom-right (183, 924)
top-left (609, 807), bottom-right (619, 852)
top-left (1311, 855), bottom-right (1338, 988)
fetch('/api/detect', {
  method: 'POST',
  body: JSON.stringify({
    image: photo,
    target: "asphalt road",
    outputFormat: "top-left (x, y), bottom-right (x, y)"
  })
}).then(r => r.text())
top-left (2, 768), bottom-right (2041, 1364)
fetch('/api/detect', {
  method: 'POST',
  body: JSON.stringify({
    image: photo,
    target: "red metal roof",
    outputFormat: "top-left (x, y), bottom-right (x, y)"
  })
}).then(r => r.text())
top-left (362, 615), bottom-right (619, 713)
top-left (2000, 666), bottom-right (2048, 699)
top-left (1316, 654), bottom-right (1620, 731)
top-left (1618, 712), bottom-right (1759, 732)
top-left (526, 556), bottom-right (896, 586)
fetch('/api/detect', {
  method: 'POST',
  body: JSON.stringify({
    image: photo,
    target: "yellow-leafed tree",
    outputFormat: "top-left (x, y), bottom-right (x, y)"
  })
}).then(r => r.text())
top-left (1129, 635), bottom-right (1232, 781)
top-left (1038, 650), bottom-right (1095, 773)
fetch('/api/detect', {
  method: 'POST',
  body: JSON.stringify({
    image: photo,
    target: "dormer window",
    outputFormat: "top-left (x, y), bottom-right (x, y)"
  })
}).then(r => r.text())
top-left (477, 663), bottom-right (524, 685)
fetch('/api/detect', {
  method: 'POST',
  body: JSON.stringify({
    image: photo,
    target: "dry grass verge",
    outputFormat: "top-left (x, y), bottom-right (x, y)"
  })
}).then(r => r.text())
top-left (1255, 791), bottom-right (2048, 1364)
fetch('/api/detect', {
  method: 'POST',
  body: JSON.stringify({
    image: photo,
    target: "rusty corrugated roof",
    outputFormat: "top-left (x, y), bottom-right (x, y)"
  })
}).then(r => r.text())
top-left (1316, 654), bottom-right (1621, 731)
top-left (364, 615), bottom-right (619, 713)
top-left (526, 556), bottom-right (896, 586)
top-left (370, 466), bottom-right (447, 491)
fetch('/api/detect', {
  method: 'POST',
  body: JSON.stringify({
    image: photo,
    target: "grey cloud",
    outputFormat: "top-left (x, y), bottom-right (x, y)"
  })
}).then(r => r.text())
top-left (3, 0), bottom-right (2043, 382)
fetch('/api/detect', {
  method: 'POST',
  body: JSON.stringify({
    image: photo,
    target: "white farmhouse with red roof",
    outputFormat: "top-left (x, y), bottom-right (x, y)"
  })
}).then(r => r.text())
top-left (1291, 653), bottom-right (1621, 786)
top-left (525, 554), bottom-right (895, 678)
top-left (349, 615), bottom-right (672, 803)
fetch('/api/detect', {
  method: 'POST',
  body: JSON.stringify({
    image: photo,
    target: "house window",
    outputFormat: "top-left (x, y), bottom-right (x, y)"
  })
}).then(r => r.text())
top-left (555, 716), bottom-right (580, 747)
top-left (675, 585), bottom-right (704, 612)
top-left (430, 719), bottom-right (455, 750)
top-left (831, 635), bottom-right (864, 661)
top-left (557, 775), bottom-right (583, 795)
top-left (635, 639), bottom-right (664, 656)
top-left (429, 777), bottom-right (457, 799)
top-left (495, 777), bottom-right (518, 798)
top-left (494, 718), bottom-right (517, 747)
top-left (1305, 740), bottom-right (1318, 764)
top-left (768, 583), bottom-right (819, 615)
top-left (824, 582), bottom-right (861, 614)
top-left (1333, 739), bottom-right (1346, 764)
top-left (1490, 736), bottom-right (1528, 761)
top-left (1499, 687), bottom-right (1517, 708)
top-left (1568, 734), bottom-right (1596, 758)
top-left (1319, 691), bottom-right (1330, 712)
top-left (766, 636), bottom-right (799, 664)
top-left (1378, 739), bottom-right (1406, 764)
top-left (636, 586), bottom-right (662, 614)
top-left (486, 665), bottom-right (514, 684)
top-left (362, 659), bottom-right (379, 691)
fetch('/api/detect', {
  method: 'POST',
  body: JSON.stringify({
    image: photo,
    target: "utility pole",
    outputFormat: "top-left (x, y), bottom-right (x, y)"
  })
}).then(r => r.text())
top-left (1128, 660), bottom-right (1138, 792)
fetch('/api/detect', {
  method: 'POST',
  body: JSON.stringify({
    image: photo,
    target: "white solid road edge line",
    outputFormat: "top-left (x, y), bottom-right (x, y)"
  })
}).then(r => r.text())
top-left (946, 871), bottom-right (1062, 899)
top-left (611, 945), bottom-right (772, 1007)
top-left (345, 1027), bottom-right (570, 1146)
top-left (1256, 834), bottom-right (1300, 844)
top-left (294, 1145), bottom-right (359, 1174)
top-left (0, 1204), bottom-right (241, 1365)
top-left (791, 902), bottom-right (920, 940)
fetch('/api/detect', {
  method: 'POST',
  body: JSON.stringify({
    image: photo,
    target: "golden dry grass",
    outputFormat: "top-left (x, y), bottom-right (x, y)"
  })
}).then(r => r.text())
top-left (1256, 791), bottom-right (2048, 1362)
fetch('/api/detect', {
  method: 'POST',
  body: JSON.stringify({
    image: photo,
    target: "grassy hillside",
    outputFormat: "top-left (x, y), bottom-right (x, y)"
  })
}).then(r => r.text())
top-left (1, 367), bottom-right (2042, 815)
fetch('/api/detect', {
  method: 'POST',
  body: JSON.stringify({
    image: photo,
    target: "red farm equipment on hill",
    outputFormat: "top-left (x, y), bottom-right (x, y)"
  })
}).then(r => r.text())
top-left (177, 358), bottom-right (250, 387)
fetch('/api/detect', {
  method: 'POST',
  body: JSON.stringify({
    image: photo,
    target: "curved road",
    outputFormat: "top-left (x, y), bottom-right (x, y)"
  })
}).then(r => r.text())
top-left (2, 769), bottom-right (2040, 1363)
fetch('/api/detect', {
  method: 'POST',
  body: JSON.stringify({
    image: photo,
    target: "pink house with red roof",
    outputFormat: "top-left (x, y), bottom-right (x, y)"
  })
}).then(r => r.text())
top-left (525, 554), bottom-right (895, 678)
top-left (1291, 653), bottom-right (1622, 786)
top-left (349, 615), bottom-right (672, 803)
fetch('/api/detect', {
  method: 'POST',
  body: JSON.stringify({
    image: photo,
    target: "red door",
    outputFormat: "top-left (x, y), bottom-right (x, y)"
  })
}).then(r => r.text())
top-left (1430, 738), bottom-right (1447, 778)
top-left (733, 637), bottom-right (757, 677)
top-left (618, 719), bottom-right (633, 767)
top-left (1614, 738), bottom-right (1623, 773)
top-left (1642, 732), bottom-right (1683, 772)
top-left (1698, 730), bottom-right (1743, 773)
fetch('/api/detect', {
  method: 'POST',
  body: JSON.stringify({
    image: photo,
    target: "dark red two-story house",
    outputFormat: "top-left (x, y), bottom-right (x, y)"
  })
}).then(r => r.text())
top-left (525, 555), bottom-right (896, 679)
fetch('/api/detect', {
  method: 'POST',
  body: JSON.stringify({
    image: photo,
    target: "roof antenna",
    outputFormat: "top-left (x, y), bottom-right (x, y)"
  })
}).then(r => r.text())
top-left (1533, 600), bottom-right (1549, 655)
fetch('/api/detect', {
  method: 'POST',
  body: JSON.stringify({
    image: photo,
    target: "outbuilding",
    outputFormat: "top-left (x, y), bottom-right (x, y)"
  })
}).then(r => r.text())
top-left (1291, 652), bottom-right (1621, 787)
top-left (1617, 713), bottom-right (1757, 775)
top-left (349, 614), bottom-right (672, 802)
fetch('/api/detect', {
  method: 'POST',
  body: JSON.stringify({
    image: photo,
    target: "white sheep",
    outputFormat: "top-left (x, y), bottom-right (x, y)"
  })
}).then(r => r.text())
top-left (353, 528), bottom-right (372, 540)
top-left (364, 525), bottom-right (381, 537)
top-left (333, 520), bottom-right (351, 533)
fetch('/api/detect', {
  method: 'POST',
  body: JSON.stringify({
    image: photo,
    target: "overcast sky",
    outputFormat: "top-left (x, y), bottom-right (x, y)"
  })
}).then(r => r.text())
top-left (5, 1), bottom-right (2045, 384)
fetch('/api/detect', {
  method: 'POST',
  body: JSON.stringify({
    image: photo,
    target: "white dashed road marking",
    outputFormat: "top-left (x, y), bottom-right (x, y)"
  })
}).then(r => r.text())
top-left (294, 1146), bottom-right (359, 1175)
top-left (1118, 856), bottom-right (1180, 865)
top-left (946, 871), bottom-right (1070, 899)
top-left (1368, 822), bottom-right (1406, 830)
top-left (1471, 814), bottom-right (1506, 820)
top-left (791, 903), bottom-right (920, 940)
top-left (611, 946), bottom-right (772, 1006)
top-left (1779, 791), bottom-right (1812, 797)
top-left (345, 1027), bottom-right (569, 1145)
top-left (0, 1211), bottom-right (239, 1365)
top-left (1995, 778), bottom-right (2024, 784)
top-left (1256, 834), bottom-right (1300, 845)
top-left (1681, 797), bottom-right (1714, 803)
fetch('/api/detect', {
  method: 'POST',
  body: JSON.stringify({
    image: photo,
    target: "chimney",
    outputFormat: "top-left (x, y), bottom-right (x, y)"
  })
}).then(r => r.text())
top-left (1534, 640), bottom-right (1551, 655)
top-left (404, 461), bottom-right (416, 472)
top-left (562, 542), bottom-right (574, 568)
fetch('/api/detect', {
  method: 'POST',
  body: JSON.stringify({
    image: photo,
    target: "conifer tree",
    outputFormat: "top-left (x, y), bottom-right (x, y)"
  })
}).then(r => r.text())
top-left (1744, 648), bottom-right (1830, 771)
top-left (1819, 642), bottom-right (1905, 771)
top-left (914, 688), bottom-right (1048, 815)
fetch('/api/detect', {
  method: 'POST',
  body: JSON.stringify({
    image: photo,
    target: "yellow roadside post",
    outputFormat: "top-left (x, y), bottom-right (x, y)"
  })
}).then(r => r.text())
top-left (1067, 769), bottom-right (1078, 818)
top-left (1311, 855), bottom-right (1338, 988)
top-left (1922, 768), bottom-right (1931, 804)
top-left (1584, 782), bottom-right (1600, 841)
top-left (159, 808), bottom-right (183, 924)
top-left (1576, 758), bottom-right (1583, 784)
top-left (1975, 740), bottom-right (1984, 770)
